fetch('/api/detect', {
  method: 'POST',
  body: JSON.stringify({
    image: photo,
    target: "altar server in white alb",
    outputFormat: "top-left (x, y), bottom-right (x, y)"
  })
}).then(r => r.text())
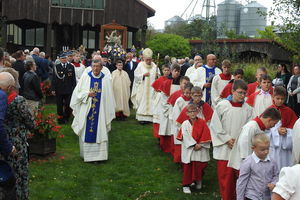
top-left (180, 104), bottom-right (211, 194)
top-left (272, 120), bottom-right (300, 200)
top-left (70, 60), bottom-right (115, 162)
top-left (131, 48), bottom-right (160, 123)
top-left (228, 107), bottom-right (281, 170)
top-left (246, 74), bottom-right (273, 117)
top-left (191, 54), bottom-right (222, 103)
top-left (209, 80), bottom-right (253, 200)
top-left (267, 86), bottom-right (298, 170)
top-left (210, 59), bottom-right (233, 108)
top-left (111, 59), bottom-right (131, 120)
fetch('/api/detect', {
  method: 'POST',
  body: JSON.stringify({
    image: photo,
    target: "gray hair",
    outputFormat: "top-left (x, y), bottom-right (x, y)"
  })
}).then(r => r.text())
top-left (0, 72), bottom-right (15, 89)
top-left (92, 59), bottom-right (102, 66)
top-left (32, 47), bottom-right (40, 54)
top-left (39, 51), bottom-right (46, 58)
top-left (0, 68), bottom-right (19, 88)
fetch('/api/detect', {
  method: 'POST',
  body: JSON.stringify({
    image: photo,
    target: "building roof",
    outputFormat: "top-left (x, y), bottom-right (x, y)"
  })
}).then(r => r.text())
top-left (136, 0), bottom-right (155, 17)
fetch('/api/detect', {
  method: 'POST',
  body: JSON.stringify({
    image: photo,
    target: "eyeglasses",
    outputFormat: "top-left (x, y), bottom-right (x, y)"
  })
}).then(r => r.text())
top-left (235, 91), bottom-right (247, 96)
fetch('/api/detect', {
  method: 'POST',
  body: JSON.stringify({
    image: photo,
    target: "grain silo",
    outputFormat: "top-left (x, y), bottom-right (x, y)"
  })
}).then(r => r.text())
top-left (239, 1), bottom-right (267, 37)
top-left (217, 0), bottom-right (242, 38)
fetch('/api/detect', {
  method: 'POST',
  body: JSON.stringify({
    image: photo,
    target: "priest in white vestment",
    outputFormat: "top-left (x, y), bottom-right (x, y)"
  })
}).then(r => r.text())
top-left (131, 48), bottom-right (160, 123)
top-left (190, 54), bottom-right (222, 103)
top-left (70, 60), bottom-right (115, 162)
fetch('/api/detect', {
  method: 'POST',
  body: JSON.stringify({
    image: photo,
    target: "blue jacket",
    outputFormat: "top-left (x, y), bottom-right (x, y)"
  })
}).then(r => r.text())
top-left (0, 89), bottom-right (12, 156)
top-left (32, 54), bottom-right (49, 81)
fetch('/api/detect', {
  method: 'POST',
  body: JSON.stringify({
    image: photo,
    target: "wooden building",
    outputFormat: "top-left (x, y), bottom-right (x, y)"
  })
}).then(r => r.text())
top-left (0, 0), bottom-right (155, 56)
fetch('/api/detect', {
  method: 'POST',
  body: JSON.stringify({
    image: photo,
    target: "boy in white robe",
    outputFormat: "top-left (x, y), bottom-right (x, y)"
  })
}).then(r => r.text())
top-left (180, 104), bottom-right (211, 194)
top-left (70, 60), bottom-right (115, 162)
top-left (228, 107), bottom-right (281, 170)
top-left (151, 64), bottom-right (171, 138)
top-left (211, 59), bottom-right (233, 108)
top-left (246, 74), bottom-right (273, 117)
top-left (247, 67), bottom-right (268, 97)
top-left (171, 82), bottom-right (193, 163)
top-left (267, 86), bottom-right (298, 170)
top-left (112, 60), bottom-right (131, 119)
top-left (131, 48), bottom-right (160, 123)
top-left (72, 52), bottom-right (86, 83)
top-left (210, 80), bottom-right (253, 200)
top-left (158, 64), bottom-right (181, 153)
top-left (219, 68), bottom-right (244, 100)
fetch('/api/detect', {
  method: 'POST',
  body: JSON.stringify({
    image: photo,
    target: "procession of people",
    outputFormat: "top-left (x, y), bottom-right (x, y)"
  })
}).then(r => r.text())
top-left (0, 44), bottom-right (300, 200)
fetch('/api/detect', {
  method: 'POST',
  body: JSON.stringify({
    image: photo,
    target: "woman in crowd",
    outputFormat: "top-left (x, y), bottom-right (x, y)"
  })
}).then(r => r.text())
top-left (22, 60), bottom-right (43, 116)
top-left (4, 68), bottom-right (35, 200)
top-left (275, 64), bottom-right (291, 88)
top-left (287, 65), bottom-right (300, 116)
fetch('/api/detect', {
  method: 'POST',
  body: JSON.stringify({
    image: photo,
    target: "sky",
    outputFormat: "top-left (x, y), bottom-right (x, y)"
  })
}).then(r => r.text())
top-left (141, 0), bottom-right (273, 29)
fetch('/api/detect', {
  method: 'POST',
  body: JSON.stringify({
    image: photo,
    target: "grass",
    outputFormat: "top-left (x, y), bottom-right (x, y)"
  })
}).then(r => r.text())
top-left (29, 105), bottom-right (220, 200)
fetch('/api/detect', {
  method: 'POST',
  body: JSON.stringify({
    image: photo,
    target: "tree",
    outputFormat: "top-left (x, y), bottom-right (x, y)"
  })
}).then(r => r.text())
top-left (146, 33), bottom-right (191, 60)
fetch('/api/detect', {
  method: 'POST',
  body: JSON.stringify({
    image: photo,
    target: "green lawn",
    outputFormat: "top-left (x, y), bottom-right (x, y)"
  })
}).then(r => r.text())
top-left (29, 105), bottom-right (220, 200)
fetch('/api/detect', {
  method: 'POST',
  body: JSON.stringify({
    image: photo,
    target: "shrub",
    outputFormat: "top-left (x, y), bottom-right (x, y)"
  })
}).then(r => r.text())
top-left (232, 63), bottom-right (277, 83)
top-left (146, 33), bottom-right (191, 61)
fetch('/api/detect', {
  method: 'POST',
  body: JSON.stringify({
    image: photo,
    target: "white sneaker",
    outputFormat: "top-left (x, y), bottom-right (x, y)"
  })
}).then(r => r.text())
top-left (195, 180), bottom-right (202, 190)
top-left (183, 186), bottom-right (191, 194)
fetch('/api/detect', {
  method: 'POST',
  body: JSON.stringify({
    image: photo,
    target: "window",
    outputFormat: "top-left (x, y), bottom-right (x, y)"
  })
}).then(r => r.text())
top-left (26, 29), bottom-right (35, 46)
top-left (7, 24), bottom-right (22, 45)
top-left (36, 28), bottom-right (44, 46)
top-left (83, 30), bottom-right (96, 49)
top-left (25, 28), bottom-right (44, 46)
top-left (127, 32), bottom-right (133, 48)
top-left (51, 0), bottom-right (104, 9)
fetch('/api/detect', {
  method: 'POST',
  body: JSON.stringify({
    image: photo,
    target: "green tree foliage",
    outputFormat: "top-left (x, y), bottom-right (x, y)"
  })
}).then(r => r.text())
top-left (264, 0), bottom-right (300, 61)
top-left (164, 18), bottom-right (217, 40)
top-left (224, 29), bottom-right (249, 39)
top-left (146, 33), bottom-right (191, 60)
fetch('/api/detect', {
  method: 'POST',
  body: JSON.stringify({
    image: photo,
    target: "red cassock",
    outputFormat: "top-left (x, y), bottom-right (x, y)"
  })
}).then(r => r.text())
top-left (247, 82), bottom-right (259, 97)
top-left (151, 76), bottom-right (168, 138)
top-left (159, 78), bottom-right (179, 154)
top-left (182, 118), bottom-right (211, 185)
top-left (167, 90), bottom-right (183, 106)
top-left (269, 104), bottom-right (298, 128)
top-left (176, 102), bottom-right (213, 141)
top-left (220, 81), bottom-right (233, 99)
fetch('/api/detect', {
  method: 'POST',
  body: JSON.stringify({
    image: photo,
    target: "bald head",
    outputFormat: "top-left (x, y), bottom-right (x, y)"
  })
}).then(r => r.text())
top-left (0, 72), bottom-right (15, 94)
top-left (206, 54), bottom-right (217, 67)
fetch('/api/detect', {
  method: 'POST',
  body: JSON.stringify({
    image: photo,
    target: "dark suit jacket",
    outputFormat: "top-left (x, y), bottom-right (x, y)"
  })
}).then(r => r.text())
top-left (12, 60), bottom-right (26, 94)
top-left (52, 62), bottom-right (76, 95)
top-left (124, 61), bottom-right (138, 89)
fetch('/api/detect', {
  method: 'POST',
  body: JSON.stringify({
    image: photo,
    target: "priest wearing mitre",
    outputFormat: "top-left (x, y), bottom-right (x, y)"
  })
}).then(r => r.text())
top-left (131, 48), bottom-right (160, 124)
top-left (70, 59), bottom-right (115, 162)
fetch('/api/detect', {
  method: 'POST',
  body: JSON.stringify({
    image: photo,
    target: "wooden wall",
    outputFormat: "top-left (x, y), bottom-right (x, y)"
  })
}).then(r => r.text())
top-left (2, 0), bottom-right (154, 29)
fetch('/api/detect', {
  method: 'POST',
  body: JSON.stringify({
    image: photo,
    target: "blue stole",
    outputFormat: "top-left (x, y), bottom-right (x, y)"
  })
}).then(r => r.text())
top-left (202, 65), bottom-right (216, 102)
top-left (85, 71), bottom-right (105, 143)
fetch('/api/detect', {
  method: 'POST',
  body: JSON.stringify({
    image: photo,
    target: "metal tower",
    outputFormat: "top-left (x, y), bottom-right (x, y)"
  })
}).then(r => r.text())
top-left (180, 0), bottom-right (216, 21)
top-left (201, 0), bottom-right (216, 19)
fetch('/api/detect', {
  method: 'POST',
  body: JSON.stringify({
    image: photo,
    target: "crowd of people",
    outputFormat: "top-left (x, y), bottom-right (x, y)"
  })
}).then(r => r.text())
top-left (0, 45), bottom-right (300, 199)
